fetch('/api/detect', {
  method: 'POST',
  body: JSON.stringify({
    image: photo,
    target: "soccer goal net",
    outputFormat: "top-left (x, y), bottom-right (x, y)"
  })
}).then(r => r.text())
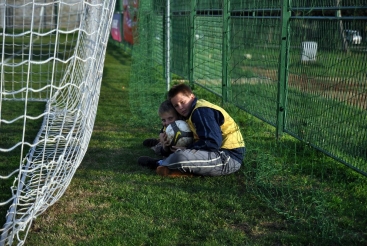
top-left (0, 0), bottom-right (115, 244)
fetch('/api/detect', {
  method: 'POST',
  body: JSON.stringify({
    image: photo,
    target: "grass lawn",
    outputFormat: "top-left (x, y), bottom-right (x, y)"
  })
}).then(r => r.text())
top-left (24, 42), bottom-right (367, 245)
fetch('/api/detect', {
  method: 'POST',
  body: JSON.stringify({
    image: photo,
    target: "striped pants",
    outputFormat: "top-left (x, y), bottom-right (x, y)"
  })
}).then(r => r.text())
top-left (160, 149), bottom-right (242, 176)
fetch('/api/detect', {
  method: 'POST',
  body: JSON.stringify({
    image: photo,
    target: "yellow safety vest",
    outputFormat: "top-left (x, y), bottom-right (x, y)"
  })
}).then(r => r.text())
top-left (187, 99), bottom-right (245, 149)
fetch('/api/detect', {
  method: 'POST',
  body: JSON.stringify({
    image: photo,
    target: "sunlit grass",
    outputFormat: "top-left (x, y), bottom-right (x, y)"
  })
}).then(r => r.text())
top-left (18, 43), bottom-right (367, 245)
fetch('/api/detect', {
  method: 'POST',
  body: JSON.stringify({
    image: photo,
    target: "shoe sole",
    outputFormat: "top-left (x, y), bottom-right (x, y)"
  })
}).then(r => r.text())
top-left (156, 166), bottom-right (195, 177)
top-left (138, 156), bottom-right (159, 169)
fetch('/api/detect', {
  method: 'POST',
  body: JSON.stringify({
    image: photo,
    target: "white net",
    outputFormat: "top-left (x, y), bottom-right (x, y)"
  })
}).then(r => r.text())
top-left (0, 0), bottom-right (116, 244)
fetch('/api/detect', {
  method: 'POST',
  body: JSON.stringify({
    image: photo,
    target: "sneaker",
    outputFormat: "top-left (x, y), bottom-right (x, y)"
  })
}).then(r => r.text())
top-left (143, 138), bottom-right (159, 147)
top-left (138, 156), bottom-right (160, 169)
top-left (151, 142), bottom-right (163, 155)
top-left (156, 166), bottom-right (195, 177)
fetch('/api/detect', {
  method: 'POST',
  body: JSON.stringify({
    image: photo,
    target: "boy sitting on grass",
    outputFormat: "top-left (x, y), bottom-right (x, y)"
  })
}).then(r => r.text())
top-left (142, 99), bottom-right (182, 156)
top-left (138, 83), bottom-right (246, 177)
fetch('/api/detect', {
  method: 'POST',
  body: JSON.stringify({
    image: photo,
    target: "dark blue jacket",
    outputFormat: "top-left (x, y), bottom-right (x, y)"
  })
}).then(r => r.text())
top-left (187, 98), bottom-right (245, 163)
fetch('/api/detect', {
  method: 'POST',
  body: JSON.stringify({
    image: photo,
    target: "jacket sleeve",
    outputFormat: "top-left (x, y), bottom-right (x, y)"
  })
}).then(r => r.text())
top-left (188, 107), bottom-right (224, 151)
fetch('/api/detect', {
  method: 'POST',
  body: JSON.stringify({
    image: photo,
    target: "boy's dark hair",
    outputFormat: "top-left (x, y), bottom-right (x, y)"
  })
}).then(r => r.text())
top-left (158, 99), bottom-right (177, 116)
top-left (167, 83), bottom-right (193, 99)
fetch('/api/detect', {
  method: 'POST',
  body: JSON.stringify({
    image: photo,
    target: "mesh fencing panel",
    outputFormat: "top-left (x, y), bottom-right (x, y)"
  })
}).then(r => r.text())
top-left (129, 0), bottom-right (367, 174)
top-left (128, 1), bottom-right (367, 243)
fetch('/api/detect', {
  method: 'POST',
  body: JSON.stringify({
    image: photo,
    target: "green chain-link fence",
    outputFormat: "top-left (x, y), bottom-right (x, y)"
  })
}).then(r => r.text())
top-left (128, 0), bottom-right (366, 176)
top-left (120, 0), bottom-right (367, 243)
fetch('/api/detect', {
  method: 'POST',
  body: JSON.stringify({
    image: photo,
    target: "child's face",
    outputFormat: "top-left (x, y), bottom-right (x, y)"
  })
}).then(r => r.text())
top-left (170, 92), bottom-right (195, 118)
top-left (160, 111), bottom-right (178, 127)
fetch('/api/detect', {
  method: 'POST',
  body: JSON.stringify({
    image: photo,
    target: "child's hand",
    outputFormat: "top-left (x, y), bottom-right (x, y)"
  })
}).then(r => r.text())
top-left (160, 132), bottom-right (172, 151)
top-left (171, 146), bottom-right (186, 151)
top-left (159, 132), bottom-right (166, 144)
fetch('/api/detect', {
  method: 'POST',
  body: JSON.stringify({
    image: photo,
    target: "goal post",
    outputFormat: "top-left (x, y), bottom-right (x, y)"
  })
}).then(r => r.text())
top-left (0, 0), bottom-right (116, 245)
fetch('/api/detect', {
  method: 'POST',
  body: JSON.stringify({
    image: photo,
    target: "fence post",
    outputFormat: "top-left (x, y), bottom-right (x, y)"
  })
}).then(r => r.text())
top-left (188, 0), bottom-right (195, 89)
top-left (53, 2), bottom-right (58, 29)
top-left (165, 0), bottom-right (172, 91)
top-left (276, 0), bottom-right (291, 138)
top-left (222, 0), bottom-right (231, 102)
top-left (119, 0), bottom-right (123, 48)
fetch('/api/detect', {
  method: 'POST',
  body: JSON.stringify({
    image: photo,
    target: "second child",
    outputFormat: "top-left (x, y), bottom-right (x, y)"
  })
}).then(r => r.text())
top-left (142, 100), bottom-right (181, 156)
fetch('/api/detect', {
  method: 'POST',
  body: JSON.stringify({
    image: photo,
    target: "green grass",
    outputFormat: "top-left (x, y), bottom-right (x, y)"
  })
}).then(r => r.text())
top-left (0, 100), bottom-right (46, 218)
top-left (1, 33), bottom-right (77, 101)
top-left (16, 43), bottom-right (367, 245)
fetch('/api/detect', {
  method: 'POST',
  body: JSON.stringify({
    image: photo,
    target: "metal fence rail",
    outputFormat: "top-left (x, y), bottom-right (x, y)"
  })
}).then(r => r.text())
top-left (124, 0), bottom-right (367, 176)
